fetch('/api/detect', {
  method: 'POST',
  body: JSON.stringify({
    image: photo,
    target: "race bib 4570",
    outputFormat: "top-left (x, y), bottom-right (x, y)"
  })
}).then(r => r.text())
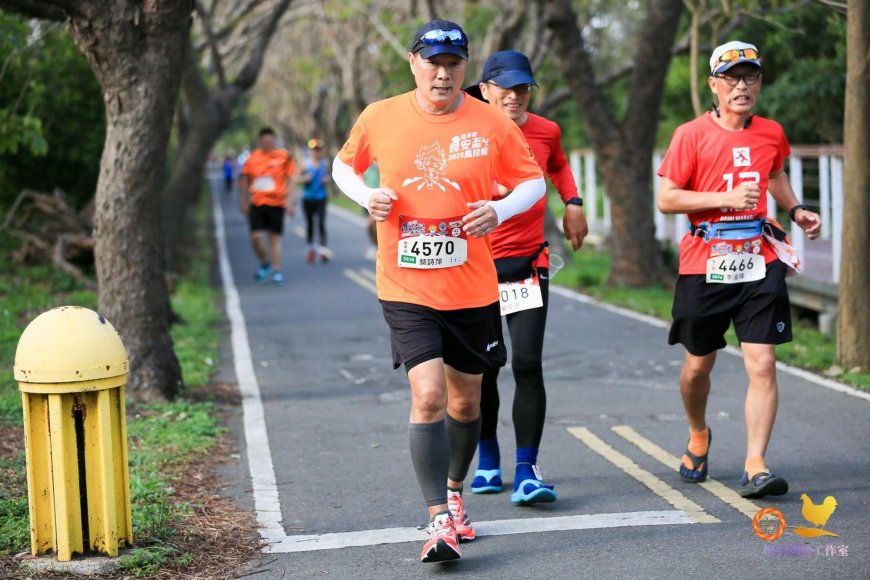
top-left (397, 215), bottom-right (467, 269)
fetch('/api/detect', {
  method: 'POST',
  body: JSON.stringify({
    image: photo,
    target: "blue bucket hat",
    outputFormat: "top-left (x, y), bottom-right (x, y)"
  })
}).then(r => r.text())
top-left (480, 50), bottom-right (538, 88)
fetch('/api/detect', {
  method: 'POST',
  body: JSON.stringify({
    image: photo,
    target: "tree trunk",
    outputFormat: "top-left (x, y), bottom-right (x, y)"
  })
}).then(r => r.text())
top-left (542, 0), bottom-right (681, 286)
top-left (162, 44), bottom-right (237, 274)
top-left (161, 0), bottom-right (293, 273)
top-left (837, 0), bottom-right (870, 369)
top-left (66, 1), bottom-right (192, 400)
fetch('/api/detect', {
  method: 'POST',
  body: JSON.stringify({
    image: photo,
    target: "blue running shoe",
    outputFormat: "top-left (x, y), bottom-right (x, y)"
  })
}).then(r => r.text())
top-left (255, 263), bottom-right (272, 282)
top-left (470, 469), bottom-right (503, 494)
top-left (511, 465), bottom-right (557, 505)
top-left (271, 271), bottom-right (285, 285)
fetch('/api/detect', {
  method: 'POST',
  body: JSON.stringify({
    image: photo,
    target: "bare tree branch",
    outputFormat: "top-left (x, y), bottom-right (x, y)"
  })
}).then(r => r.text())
top-left (815, 0), bottom-right (847, 13)
top-left (234, 0), bottom-right (294, 89)
top-left (194, 0), bottom-right (228, 87)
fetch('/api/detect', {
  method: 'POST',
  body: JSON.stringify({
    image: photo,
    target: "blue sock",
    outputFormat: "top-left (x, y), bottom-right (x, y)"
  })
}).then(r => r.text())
top-left (477, 437), bottom-right (500, 470)
top-left (515, 448), bottom-right (540, 489)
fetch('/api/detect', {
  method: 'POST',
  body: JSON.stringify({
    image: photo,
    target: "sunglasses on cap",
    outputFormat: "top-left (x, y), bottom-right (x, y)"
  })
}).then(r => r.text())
top-left (419, 28), bottom-right (467, 47)
top-left (718, 47), bottom-right (760, 64)
top-left (307, 139), bottom-right (323, 149)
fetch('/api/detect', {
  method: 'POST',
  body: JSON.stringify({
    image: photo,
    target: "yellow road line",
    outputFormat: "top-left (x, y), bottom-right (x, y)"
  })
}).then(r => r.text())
top-left (343, 268), bottom-right (377, 295)
top-left (567, 427), bottom-right (718, 524)
top-left (611, 425), bottom-right (759, 520)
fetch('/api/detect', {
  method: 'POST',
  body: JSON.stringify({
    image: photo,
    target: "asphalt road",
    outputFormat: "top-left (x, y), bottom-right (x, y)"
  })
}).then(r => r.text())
top-left (210, 181), bottom-right (869, 580)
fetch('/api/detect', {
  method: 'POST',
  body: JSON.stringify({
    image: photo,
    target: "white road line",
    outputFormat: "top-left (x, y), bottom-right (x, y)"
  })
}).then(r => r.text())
top-left (611, 425), bottom-right (759, 520)
top-left (343, 268), bottom-right (378, 295)
top-left (292, 225), bottom-right (305, 238)
top-left (329, 203), bottom-right (369, 226)
top-left (359, 267), bottom-right (376, 282)
top-left (567, 427), bottom-right (719, 524)
top-left (211, 190), bottom-right (285, 544)
top-left (266, 510), bottom-right (694, 553)
top-left (549, 284), bottom-right (870, 403)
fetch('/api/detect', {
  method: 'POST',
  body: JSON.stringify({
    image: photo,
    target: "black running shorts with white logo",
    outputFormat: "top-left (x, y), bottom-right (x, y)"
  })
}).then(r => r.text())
top-left (249, 204), bottom-right (285, 234)
top-left (669, 260), bottom-right (792, 356)
top-left (380, 300), bottom-right (507, 374)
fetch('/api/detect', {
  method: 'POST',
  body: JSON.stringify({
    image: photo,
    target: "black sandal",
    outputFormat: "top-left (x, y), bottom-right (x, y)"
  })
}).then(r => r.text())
top-left (679, 427), bottom-right (711, 483)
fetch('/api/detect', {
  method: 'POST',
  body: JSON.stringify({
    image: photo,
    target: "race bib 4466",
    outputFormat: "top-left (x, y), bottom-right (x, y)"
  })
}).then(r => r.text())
top-left (706, 253), bottom-right (765, 284)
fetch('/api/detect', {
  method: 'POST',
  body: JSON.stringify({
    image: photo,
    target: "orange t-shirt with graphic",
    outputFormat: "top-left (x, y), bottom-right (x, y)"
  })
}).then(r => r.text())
top-left (241, 148), bottom-right (295, 207)
top-left (338, 90), bottom-right (543, 310)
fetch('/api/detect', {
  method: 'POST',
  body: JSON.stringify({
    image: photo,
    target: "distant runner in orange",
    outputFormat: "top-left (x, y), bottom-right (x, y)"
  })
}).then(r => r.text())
top-left (239, 127), bottom-right (296, 285)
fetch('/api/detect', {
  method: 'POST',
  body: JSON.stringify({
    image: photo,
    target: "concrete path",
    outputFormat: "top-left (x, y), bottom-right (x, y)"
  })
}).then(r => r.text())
top-left (210, 181), bottom-right (869, 579)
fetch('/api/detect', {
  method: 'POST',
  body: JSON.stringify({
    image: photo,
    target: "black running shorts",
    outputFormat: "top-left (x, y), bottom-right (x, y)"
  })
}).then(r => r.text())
top-left (380, 300), bottom-right (507, 374)
top-left (669, 260), bottom-right (793, 356)
top-left (249, 204), bottom-right (285, 234)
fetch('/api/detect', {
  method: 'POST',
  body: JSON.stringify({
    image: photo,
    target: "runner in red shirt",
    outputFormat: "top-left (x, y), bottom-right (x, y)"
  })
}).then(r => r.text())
top-left (465, 51), bottom-right (588, 505)
top-left (332, 20), bottom-right (545, 563)
top-left (657, 41), bottom-right (820, 499)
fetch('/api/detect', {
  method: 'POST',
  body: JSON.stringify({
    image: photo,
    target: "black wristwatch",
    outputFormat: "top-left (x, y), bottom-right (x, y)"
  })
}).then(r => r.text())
top-left (788, 203), bottom-right (807, 222)
top-left (564, 197), bottom-right (584, 207)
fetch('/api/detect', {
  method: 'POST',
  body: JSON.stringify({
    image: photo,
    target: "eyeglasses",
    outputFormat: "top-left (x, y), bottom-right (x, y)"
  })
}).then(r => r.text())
top-left (718, 47), bottom-right (760, 64)
top-left (715, 72), bottom-right (761, 87)
top-left (487, 82), bottom-right (533, 96)
top-left (419, 29), bottom-right (467, 47)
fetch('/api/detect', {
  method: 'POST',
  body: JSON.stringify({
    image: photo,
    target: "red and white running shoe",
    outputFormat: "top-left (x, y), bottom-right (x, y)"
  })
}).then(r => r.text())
top-left (420, 513), bottom-right (461, 563)
top-left (447, 490), bottom-right (476, 542)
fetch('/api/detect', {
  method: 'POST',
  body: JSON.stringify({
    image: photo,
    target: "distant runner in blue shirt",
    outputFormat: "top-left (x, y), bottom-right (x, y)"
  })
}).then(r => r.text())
top-left (222, 153), bottom-right (236, 195)
top-left (297, 138), bottom-right (332, 263)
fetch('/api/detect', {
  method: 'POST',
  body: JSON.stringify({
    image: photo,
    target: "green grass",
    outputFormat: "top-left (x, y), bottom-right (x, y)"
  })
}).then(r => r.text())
top-left (553, 244), bottom-right (870, 391)
top-left (0, 192), bottom-right (225, 575)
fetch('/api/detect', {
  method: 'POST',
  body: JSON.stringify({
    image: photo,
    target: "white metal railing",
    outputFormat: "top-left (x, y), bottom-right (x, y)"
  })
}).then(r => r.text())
top-left (569, 145), bottom-right (844, 284)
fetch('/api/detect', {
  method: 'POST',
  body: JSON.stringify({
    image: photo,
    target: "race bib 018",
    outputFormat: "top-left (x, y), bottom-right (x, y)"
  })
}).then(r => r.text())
top-left (397, 215), bottom-right (467, 269)
top-left (499, 276), bottom-right (543, 316)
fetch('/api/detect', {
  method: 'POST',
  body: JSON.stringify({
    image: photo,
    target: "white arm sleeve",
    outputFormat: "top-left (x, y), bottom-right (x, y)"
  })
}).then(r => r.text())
top-left (332, 156), bottom-right (376, 209)
top-left (489, 176), bottom-right (546, 225)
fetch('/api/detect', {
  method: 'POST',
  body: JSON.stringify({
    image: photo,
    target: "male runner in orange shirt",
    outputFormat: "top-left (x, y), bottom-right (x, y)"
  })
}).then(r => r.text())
top-left (332, 19), bottom-right (545, 563)
top-left (239, 127), bottom-right (296, 285)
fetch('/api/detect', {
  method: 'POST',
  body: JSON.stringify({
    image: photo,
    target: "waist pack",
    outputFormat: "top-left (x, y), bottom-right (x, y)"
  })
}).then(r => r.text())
top-left (691, 218), bottom-right (764, 242)
top-left (495, 242), bottom-right (547, 283)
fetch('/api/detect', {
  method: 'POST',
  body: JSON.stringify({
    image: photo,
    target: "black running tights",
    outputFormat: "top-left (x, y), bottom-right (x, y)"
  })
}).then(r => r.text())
top-left (480, 267), bottom-right (549, 448)
top-left (303, 198), bottom-right (327, 245)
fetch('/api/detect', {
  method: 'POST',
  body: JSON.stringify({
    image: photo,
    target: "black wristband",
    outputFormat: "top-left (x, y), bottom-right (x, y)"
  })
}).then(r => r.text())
top-left (564, 197), bottom-right (584, 207)
top-left (788, 204), bottom-right (807, 222)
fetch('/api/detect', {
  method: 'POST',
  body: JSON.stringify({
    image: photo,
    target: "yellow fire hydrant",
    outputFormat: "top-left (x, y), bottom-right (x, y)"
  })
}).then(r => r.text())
top-left (14, 306), bottom-right (133, 561)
